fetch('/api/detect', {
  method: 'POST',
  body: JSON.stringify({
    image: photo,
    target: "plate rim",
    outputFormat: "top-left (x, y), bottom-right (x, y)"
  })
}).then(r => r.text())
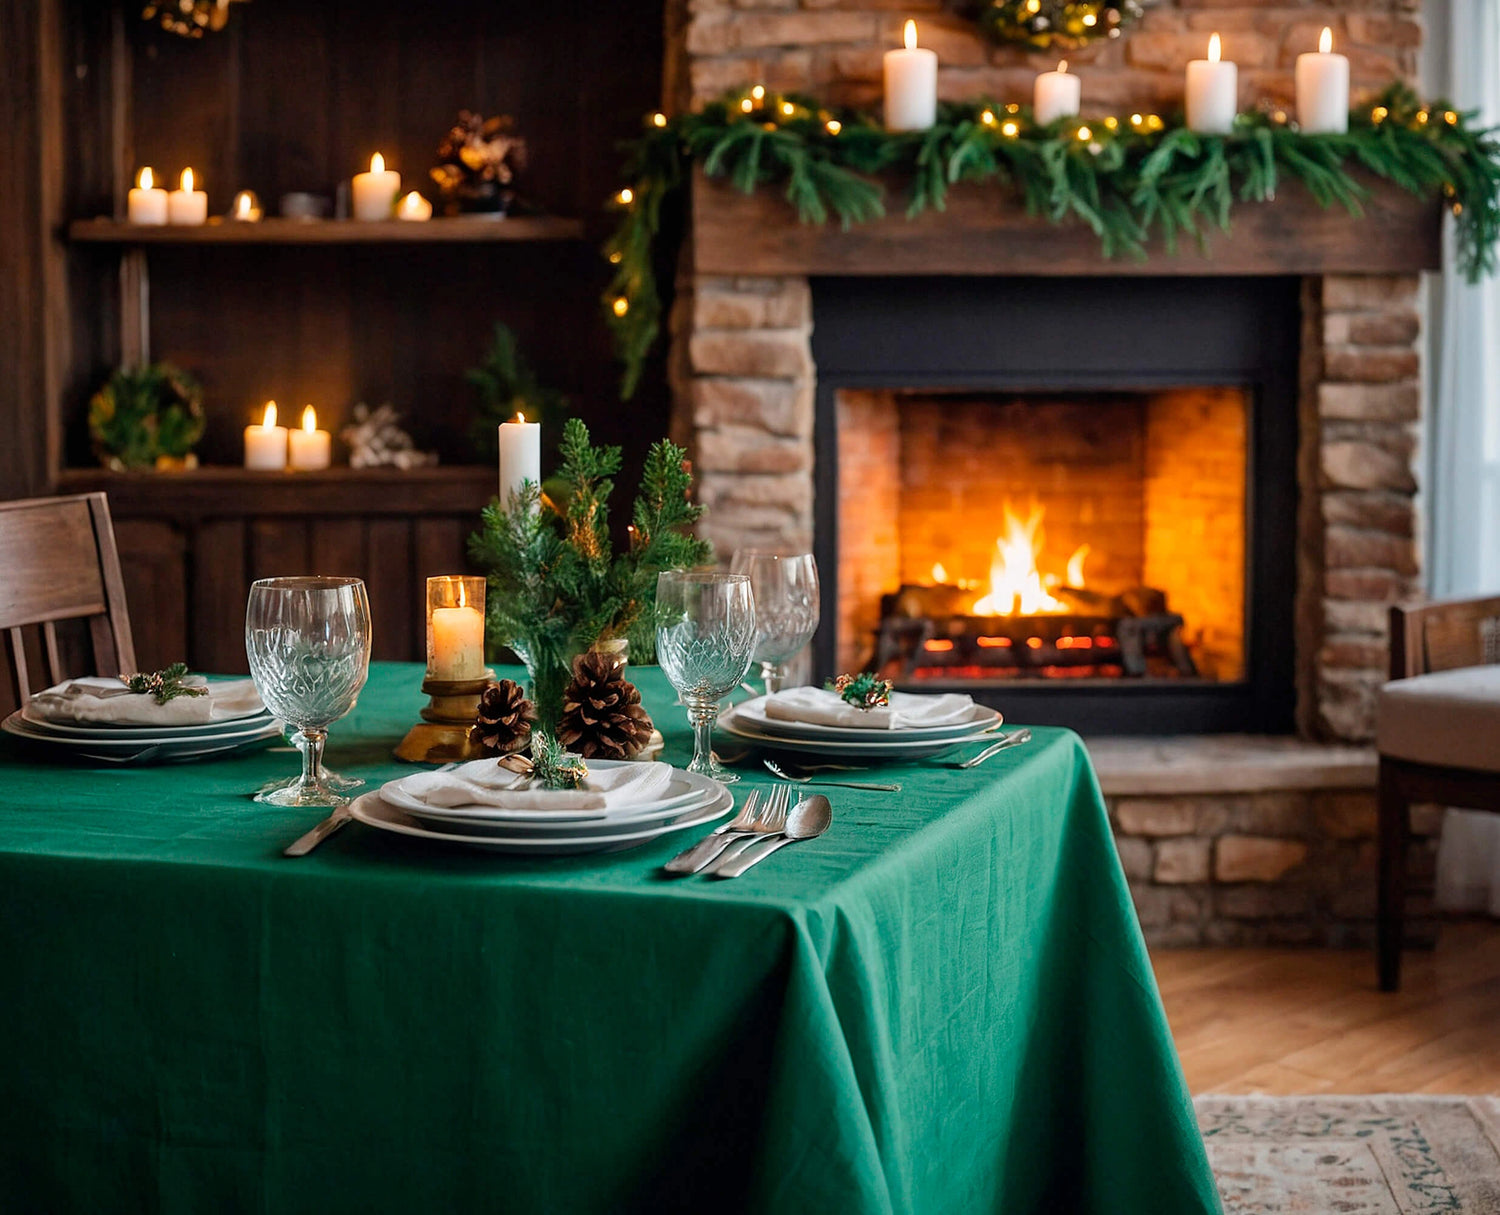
top-left (2, 710), bottom-right (283, 748)
top-left (733, 696), bottom-right (1000, 741)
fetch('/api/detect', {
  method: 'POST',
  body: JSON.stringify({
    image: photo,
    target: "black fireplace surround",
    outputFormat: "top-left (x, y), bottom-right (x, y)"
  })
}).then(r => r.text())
top-left (811, 275), bottom-right (1300, 735)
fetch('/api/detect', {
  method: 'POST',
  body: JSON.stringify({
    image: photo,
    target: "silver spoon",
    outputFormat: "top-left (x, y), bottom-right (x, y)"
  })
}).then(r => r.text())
top-left (762, 758), bottom-right (900, 792)
top-left (709, 795), bottom-right (832, 879)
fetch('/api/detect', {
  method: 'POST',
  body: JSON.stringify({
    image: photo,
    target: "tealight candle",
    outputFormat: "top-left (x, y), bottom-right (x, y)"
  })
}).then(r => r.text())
top-left (167, 168), bottom-right (208, 225)
top-left (1185, 33), bottom-right (1238, 135)
top-left (244, 401), bottom-right (288, 470)
top-left (427, 577), bottom-right (487, 682)
top-left (883, 20), bottom-right (938, 132)
top-left (396, 190), bottom-right (433, 221)
top-left (352, 152), bottom-right (400, 221)
top-left (230, 190), bottom-right (263, 222)
top-left (1295, 27), bottom-right (1349, 134)
top-left (498, 412), bottom-right (541, 509)
top-left (1033, 59), bottom-right (1081, 126)
top-left (127, 167), bottom-right (169, 225)
top-left (287, 405), bottom-right (332, 471)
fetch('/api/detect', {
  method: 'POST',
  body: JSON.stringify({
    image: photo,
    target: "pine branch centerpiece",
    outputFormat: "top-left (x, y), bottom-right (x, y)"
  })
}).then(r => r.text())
top-left (469, 417), bottom-right (713, 729)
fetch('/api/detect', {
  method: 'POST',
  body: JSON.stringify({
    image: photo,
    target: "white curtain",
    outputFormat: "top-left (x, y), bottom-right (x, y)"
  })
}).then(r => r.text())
top-left (1427, 0), bottom-right (1500, 914)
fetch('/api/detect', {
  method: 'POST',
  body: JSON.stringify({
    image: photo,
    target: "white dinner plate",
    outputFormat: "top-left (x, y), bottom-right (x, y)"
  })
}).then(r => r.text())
top-left (17, 708), bottom-right (277, 741)
top-left (380, 760), bottom-right (708, 826)
top-left (2, 711), bottom-right (284, 763)
top-left (718, 709), bottom-right (997, 761)
top-left (734, 696), bottom-right (1001, 743)
top-left (21, 678), bottom-right (266, 732)
top-left (347, 786), bottom-right (734, 855)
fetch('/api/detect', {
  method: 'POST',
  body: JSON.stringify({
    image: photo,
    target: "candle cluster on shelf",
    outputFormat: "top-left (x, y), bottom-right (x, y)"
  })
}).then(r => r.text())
top-left (241, 401), bottom-right (332, 471)
top-left (127, 167), bottom-right (209, 225)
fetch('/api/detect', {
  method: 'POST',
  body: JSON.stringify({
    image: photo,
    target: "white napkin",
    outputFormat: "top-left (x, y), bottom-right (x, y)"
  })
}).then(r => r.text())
top-left (26, 676), bottom-right (263, 727)
top-left (388, 758), bottom-right (673, 813)
top-left (762, 686), bottom-right (976, 730)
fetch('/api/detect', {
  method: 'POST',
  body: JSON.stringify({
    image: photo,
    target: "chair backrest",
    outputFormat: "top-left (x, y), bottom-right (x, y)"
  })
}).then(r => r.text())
top-left (0, 493), bottom-right (136, 702)
top-left (1389, 595), bottom-right (1500, 681)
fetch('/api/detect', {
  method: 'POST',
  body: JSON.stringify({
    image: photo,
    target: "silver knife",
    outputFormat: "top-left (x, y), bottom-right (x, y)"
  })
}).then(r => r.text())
top-left (283, 805), bottom-right (353, 857)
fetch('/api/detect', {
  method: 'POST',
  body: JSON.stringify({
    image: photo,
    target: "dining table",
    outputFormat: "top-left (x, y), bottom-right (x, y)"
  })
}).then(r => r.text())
top-left (0, 661), bottom-right (1220, 1214)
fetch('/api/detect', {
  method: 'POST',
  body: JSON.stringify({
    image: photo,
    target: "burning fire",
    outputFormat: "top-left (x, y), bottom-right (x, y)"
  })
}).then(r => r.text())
top-left (936, 502), bottom-right (1090, 617)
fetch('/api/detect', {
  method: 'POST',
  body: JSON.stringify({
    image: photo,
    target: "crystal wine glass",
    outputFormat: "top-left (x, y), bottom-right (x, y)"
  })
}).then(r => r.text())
top-left (655, 571), bottom-right (756, 783)
top-left (730, 550), bottom-right (820, 696)
top-left (245, 576), bottom-right (372, 807)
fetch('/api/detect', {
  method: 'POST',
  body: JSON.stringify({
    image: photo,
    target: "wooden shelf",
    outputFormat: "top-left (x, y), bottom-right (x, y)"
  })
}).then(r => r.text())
top-left (58, 465), bottom-right (497, 518)
top-left (68, 216), bottom-right (586, 246)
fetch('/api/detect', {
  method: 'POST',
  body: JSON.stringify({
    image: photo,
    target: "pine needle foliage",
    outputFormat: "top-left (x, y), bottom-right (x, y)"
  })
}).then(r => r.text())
top-left (605, 82), bottom-right (1500, 394)
top-left (468, 418), bottom-right (713, 700)
top-left (466, 323), bottom-right (569, 460)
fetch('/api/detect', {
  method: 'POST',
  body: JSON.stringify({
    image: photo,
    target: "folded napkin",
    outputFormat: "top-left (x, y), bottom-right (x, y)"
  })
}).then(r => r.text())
top-left (26, 676), bottom-right (262, 727)
top-left (762, 686), bottom-right (976, 730)
top-left (389, 758), bottom-right (673, 813)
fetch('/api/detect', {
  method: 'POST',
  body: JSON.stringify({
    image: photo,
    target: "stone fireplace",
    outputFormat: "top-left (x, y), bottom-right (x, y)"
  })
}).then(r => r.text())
top-left (663, 0), bottom-right (1440, 943)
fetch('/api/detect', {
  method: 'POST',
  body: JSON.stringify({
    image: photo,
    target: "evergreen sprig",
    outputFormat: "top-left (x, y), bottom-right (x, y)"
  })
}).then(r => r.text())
top-left (605, 82), bottom-right (1500, 395)
top-left (121, 662), bottom-right (208, 705)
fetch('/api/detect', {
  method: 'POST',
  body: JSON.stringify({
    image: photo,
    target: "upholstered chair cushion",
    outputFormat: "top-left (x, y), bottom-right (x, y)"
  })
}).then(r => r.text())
top-left (1377, 665), bottom-right (1500, 772)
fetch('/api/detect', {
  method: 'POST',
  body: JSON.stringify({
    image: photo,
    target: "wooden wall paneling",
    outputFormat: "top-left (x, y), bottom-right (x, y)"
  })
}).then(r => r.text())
top-left (191, 518), bottom-right (248, 673)
top-left (248, 518), bottom-right (312, 581)
top-left (317, 518), bottom-right (366, 580)
top-left (365, 518), bottom-right (415, 662)
top-left (112, 518), bottom-right (187, 670)
top-left (414, 517), bottom-right (470, 584)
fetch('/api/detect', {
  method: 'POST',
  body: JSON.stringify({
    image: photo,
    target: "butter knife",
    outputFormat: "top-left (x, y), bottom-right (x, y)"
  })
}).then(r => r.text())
top-left (283, 804), bottom-right (353, 857)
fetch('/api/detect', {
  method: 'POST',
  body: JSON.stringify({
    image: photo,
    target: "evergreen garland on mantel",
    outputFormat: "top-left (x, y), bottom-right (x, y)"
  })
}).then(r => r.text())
top-left (603, 82), bottom-right (1500, 398)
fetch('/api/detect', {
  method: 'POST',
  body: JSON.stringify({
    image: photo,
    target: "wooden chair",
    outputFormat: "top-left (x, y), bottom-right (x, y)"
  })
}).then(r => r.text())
top-left (0, 493), bottom-right (136, 705)
top-left (1377, 595), bottom-right (1500, 991)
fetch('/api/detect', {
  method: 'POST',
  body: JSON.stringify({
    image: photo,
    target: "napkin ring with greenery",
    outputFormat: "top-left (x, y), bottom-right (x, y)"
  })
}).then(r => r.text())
top-left (470, 679), bottom-right (536, 757)
top-left (829, 672), bottom-right (894, 712)
top-left (120, 662), bottom-right (209, 706)
top-left (498, 730), bottom-right (589, 789)
top-left (557, 650), bottom-right (654, 761)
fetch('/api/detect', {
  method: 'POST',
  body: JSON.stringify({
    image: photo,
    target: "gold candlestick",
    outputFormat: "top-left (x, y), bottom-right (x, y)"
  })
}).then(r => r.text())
top-left (395, 672), bottom-right (495, 763)
top-left (395, 575), bottom-right (492, 763)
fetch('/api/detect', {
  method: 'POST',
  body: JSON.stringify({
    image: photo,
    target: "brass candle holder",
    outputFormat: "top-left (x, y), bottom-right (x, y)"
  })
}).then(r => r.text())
top-left (395, 575), bottom-right (494, 763)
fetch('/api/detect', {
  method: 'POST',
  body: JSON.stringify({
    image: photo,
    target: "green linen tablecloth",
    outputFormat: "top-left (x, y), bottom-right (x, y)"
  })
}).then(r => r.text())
top-left (0, 662), bottom-right (1219, 1215)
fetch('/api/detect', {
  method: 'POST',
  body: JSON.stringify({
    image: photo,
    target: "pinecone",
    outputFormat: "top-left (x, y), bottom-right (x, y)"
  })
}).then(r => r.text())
top-left (557, 650), bottom-right (654, 760)
top-left (470, 679), bottom-right (536, 756)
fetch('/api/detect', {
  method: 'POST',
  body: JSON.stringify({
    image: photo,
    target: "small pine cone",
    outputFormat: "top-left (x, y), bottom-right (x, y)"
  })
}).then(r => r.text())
top-left (470, 678), bottom-right (536, 756)
top-left (557, 650), bottom-right (654, 761)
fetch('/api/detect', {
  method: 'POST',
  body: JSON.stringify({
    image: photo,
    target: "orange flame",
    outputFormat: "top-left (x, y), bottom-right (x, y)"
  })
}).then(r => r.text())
top-left (970, 502), bottom-right (1089, 617)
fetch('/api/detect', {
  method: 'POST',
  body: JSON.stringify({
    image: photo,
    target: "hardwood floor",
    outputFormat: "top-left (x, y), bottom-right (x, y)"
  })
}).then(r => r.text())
top-left (1154, 921), bottom-right (1500, 1095)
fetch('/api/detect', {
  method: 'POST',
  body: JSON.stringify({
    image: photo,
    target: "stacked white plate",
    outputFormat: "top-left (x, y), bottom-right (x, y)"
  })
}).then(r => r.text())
top-left (2, 679), bottom-right (283, 764)
top-left (720, 694), bottom-right (1003, 760)
top-left (349, 759), bottom-right (733, 855)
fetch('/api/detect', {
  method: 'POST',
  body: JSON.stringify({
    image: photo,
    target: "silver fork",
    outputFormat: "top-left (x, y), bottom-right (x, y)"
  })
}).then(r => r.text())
top-left (662, 788), bottom-right (779, 874)
top-left (703, 784), bottom-right (793, 872)
top-left (763, 758), bottom-right (901, 793)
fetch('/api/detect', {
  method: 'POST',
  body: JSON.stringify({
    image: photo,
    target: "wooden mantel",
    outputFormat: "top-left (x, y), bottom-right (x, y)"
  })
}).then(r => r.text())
top-left (692, 170), bottom-right (1443, 278)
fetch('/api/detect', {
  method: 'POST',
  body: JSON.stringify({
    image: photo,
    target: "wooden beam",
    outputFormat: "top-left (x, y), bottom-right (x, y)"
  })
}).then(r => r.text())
top-left (692, 170), bottom-right (1444, 278)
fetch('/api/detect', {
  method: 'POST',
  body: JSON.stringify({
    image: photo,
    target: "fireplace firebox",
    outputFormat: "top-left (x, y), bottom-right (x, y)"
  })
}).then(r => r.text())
top-left (812, 276), bottom-right (1300, 734)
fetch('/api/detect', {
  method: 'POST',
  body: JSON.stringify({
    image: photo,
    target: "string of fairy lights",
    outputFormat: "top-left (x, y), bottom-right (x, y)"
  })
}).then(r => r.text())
top-left (599, 82), bottom-right (1500, 394)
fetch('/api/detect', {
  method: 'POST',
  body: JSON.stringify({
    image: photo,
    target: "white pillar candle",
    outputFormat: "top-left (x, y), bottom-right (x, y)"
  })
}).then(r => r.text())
top-left (352, 153), bottom-right (400, 221)
top-left (883, 20), bottom-right (938, 132)
top-left (395, 191), bottom-right (433, 221)
top-left (498, 412), bottom-right (542, 508)
top-left (1295, 27), bottom-right (1350, 134)
top-left (127, 167), bottom-right (169, 225)
top-left (166, 168), bottom-right (208, 225)
top-left (429, 604), bottom-right (486, 681)
top-left (1185, 33), bottom-right (1238, 135)
top-left (287, 405), bottom-right (332, 470)
top-left (244, 401), bottom-right (288, 470)
top-left (1033, 59), bottom-right (1082, 126)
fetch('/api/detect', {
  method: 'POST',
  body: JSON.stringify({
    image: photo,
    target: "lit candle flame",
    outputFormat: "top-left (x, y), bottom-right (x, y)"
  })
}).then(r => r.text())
top-left (903, 19), bottom-right (917, 50)
top-left (261, 401), bottom-right (278, 430)
top-left (513, 412), bottom-right (526, 424)
top-left (1318, 26), bottom-right (1332, 54)
top-left (1208, 33), bottom-right (1221, 62)
top-left (370, 152), bottom-right (385, 174)
top-left (1057, 59), bottom-right (1069, 74)
top-left (236, 193), bottom-right (252, 218)
top-left (180, 168), bottom-right (194, 192)
top-left (138, 167), bottom-right (154, 190)
top-left (301, 405), bottom-right (317, 433)
top-left (457, 581), bottom-right (467, 609)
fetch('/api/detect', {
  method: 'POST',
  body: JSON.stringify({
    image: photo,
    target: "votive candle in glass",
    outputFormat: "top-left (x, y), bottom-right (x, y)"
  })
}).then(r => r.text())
top-left (426, 576), bottom-right (487, 682)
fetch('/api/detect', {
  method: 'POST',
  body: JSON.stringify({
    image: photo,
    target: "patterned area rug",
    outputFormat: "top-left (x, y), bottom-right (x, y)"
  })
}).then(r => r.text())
top-left (1196, 1096), bottom-right (1500, 1213)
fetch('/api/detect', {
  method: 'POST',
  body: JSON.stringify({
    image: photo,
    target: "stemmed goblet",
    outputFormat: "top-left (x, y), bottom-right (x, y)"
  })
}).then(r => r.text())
top-left (245, 576), bottom-right (372, 807)
top-left (655, 571), bottom-right (756, 783)
top-left (730, 550), bottom-right (820, 696)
